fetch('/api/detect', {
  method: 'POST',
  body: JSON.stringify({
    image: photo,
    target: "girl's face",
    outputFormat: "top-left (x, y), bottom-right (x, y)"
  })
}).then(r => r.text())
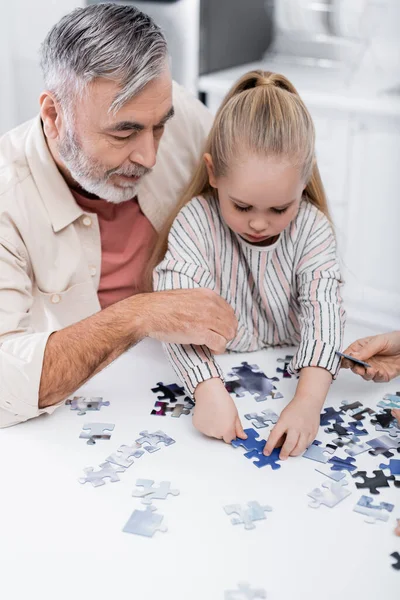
top-left (205, 154), bottom-right (306, 246)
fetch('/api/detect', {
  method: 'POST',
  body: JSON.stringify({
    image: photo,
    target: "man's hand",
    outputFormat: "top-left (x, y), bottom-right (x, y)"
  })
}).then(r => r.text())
top-left (137, 288), bottom-right (238, 354)
top-left (341, 331), bottom-right (400, 382)
top-left (193, 377), bottom-right (247, 443)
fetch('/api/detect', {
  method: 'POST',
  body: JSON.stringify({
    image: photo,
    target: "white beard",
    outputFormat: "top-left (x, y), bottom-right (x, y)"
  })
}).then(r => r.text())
top-left (58, 128), bottom-right (151, 204)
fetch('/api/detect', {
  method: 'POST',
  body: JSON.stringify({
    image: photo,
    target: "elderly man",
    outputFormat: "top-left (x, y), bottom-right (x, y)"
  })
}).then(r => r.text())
top-left (0, 4), bottom-right (237, 427)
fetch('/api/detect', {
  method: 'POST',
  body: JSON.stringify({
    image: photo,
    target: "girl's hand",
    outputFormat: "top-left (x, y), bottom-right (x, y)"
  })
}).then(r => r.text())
top-left (263, 397), bottom-right (320, 460)
top-left (193, 377), bottom-right (247, 443)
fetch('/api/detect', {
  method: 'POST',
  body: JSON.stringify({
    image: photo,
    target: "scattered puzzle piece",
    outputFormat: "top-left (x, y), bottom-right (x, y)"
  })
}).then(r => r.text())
top-left (135, 430), bottom-right (175, 453)
top-left (105, 444), bottom-right (144, 468)
top-left (232, 428), bottom-right (266, 454)
top-left (367, 434), bottom-right (400, 457)
top-left (122, 505), bottom-right (167, 537)
top-left (339, 401), bottom-right (374, 421)
top-left (371, 409), bottom-right (396, 429)
top-left (352, 469), bottom-right (395, 495)
top-left (276, 355), bottom-right (293, 379)
top-left (353, 495), bottom-right (394, 524)
top-left (315, 465), bottom-right (346, 481)
top-left (66, 396), bottom-right (110, 416)
top-left (78, 462), bottom-right (124, 487)
top-left (132, 479), bottom-right (180, 505)
top-left (151, 381), bottom-right (186, 402)
top-left (344, 440), bottom-right (370, 457)
top-left (151, 400), bottom-right (194, 418)
top-left (328, 456), bottom-right (357, 472)
top-left (390, 552), bottom-right (400, 570)
top-left (346, 421), bottom-right (368, 437)
top-left (379, 459), bottom-right (400, 476)
top-left (224, 501), bottom-right (272, 530)
top-left (340, 400), bottom-right (363, 414)
top-left (244, 410), bottom-right (279, 429)
top-left (79, 423), bottom-right (115, 445)
top-left (320, 407), bottom-right (344, 427)
top-left (226, 362), bottom-right (280, 402)
top-left (225, 582), bottom-right (267, 600)
top-left (244, 448), bottom-right (281, 470)
top-left (308, 479), bottom-right (351, 508)
top-left (303, 440), bottom-right (336, 464)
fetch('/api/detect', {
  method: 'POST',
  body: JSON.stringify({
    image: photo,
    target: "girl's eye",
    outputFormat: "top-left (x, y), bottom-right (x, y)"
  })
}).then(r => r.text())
top-left (271, 207), bottom-right (288, 214)
top-left (234, 204), bottom-right (252, 212)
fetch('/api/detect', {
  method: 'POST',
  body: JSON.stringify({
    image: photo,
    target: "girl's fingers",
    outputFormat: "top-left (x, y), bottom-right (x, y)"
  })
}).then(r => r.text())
top-left (235, 417), bottom-right (247, 439)
top-left (264, 424), bottom-right (285, 456)
top-left (279, 430), bottom-right (300, 460)
top-left (291, 433), bottom-right (308, 457)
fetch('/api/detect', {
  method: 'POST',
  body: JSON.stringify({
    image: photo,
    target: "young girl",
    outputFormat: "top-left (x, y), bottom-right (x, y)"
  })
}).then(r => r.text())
top-left (151, 70), bottom-right (346, 460)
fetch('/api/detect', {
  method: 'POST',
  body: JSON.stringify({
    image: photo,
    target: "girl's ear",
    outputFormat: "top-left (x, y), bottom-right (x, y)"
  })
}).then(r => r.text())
top-left (203, 153), bottom-right (218, 188)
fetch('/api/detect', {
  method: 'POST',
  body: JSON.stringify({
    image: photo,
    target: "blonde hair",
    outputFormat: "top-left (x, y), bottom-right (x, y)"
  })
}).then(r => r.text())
top-left (147, 70), bottom-right (330, 287)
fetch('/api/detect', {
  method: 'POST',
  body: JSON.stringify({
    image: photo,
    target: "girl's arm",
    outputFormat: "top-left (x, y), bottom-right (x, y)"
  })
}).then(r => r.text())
top-left (265, 207), bottom-right (346, 459)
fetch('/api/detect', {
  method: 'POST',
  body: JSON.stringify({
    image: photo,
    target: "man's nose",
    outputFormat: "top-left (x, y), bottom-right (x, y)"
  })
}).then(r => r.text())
top-left (129, 131), bottom-right (157, 170)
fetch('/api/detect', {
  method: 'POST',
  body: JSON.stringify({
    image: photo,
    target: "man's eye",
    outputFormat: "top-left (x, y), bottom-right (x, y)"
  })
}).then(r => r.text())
top-left (234, 204), bottom-right (252, 212)
top-left (110, 133), bottom-right (136, 141)
top-left (271, 207), bottom-right (288, 214)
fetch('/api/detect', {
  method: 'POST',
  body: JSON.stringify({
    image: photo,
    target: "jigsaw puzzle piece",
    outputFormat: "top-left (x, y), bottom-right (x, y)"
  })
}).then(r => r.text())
top-left (224, 501), bottom-right (272, 530)
top-left (66, 396), bottom-right (110, 416)
top-left (151, 381), bottom-right (186, 402)
top-left (340, 400), bottom-right (363, 414)
top-left (353, 495), bottom-right (394, 524)
top-left (379, 458), bottom-right (400, 476)
top-left (78, 462), bottom-right (124, 487)
top-left (244, 448), bottom-right (281, 470)
top-left (105, 444), bottom-right (144, 468)
top-left (367, 434), bottom-right (400, 457)
top-left (132, 479), bottom-right (180, 505)
top-left (370, 409), bottom-right (396, 429)
top-left (308, 479), bottom-right (351, 508)
top-left (123, 505), bottom-right (167, 537)
top-left (352, 469), bottom-right (395, 495)
top-left (374, 423), bottom-right (400, 438)
top-left (244, 409), bottom-right (278, 429)
top-left (303, 440), bottom-right (336, 463)
top-left (151, 401), bottom-right (171, 416)
top-left (391, 552), bottom-right (400, 570)
top-left (328, 456), bottom-right (357, 472)
top-left (276, 354), bottom-right (293, 379)
top-left (225, 379), bottom-right (247, 397)
top-left (315, 465), bottom-right (346, 481)
top-left (135, 430), bottom-right (175, 453)
top-left (79, 423), bottom-right (115, 445)
top-left (227, 362), bottom-right (280, 402)
top-left (320, 407), bottom-right (344, 427)
top-left (232, 428), bottom-right (266, 453)
top-left (344, 440), bottom-right (370, 457)
top-left (346, 421), bottom-right (368, 437)
top-left (224, 582), bottom-right (267, 600)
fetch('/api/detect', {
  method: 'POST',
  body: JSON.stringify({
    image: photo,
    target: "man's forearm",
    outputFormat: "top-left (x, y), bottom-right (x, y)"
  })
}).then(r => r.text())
top-left (38, 295), bottom-right (147, 408)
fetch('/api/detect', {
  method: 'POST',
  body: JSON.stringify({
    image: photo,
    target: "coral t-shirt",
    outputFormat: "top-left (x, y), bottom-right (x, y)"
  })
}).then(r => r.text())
top-left (71, 189), bottom-right (157, 309)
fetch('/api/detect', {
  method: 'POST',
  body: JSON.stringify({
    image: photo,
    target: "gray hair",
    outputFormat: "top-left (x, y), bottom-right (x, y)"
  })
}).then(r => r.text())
top-left (40, 3), bottom-right (168, 114)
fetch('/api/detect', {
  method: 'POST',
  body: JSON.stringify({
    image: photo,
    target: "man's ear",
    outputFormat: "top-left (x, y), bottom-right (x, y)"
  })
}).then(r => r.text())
top-left (203, 153), bottom-right (218, 188)
top-left (40, 91), bottom-right (63, 140)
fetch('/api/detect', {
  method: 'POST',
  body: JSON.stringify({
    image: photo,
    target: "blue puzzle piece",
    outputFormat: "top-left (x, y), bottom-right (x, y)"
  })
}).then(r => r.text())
top-left (328, 456), bottom-right (357, 472)
top-left (243, 448), bottom-right (281, 470)
top-left (320, 407), bottom-right (344, 427)
top-left (347, 421), bottom-right (368, 437)
top-left (379, 459), bottom-right (400, 476)
top-left (231, 428), bottom-right (266, 453)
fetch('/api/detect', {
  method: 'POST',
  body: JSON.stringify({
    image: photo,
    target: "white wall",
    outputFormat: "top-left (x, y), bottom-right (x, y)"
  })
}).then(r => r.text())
top-left (0, 1), bottom-right (84, 134)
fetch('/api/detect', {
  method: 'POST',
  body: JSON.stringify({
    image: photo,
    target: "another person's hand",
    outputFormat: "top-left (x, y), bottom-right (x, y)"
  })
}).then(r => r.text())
top-left (263, 397), bottom-right (320, 460)
top-left (193, 377), bottom-right (247, 443)
top-left (392, 408), bottom-right (400, 425)
top-left (137, 288), bottom-right (238, 354)
top-left (341, 331), bottom-right (400, 382)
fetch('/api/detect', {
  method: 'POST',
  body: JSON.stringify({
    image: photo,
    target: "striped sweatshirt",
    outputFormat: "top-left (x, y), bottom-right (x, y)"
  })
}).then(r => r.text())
top-left (153, 195), bottom-right (346, 396)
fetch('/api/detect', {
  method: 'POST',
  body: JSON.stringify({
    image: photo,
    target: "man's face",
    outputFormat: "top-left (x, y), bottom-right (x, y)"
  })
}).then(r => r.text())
top-left (57, 67), bottom-right (173, 203)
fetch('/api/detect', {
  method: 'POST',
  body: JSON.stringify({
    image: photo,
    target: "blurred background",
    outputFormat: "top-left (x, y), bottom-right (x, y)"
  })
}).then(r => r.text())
top-left (1, 0), bottom-right (399, 332)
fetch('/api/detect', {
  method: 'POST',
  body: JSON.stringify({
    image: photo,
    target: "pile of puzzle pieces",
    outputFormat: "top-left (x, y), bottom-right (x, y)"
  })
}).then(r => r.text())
top-left (150, 381), bottom-right (195, 417)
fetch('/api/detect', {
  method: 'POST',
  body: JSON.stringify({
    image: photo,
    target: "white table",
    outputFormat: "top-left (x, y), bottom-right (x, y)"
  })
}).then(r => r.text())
top-left (1, 322), bottom-right (398, 600)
